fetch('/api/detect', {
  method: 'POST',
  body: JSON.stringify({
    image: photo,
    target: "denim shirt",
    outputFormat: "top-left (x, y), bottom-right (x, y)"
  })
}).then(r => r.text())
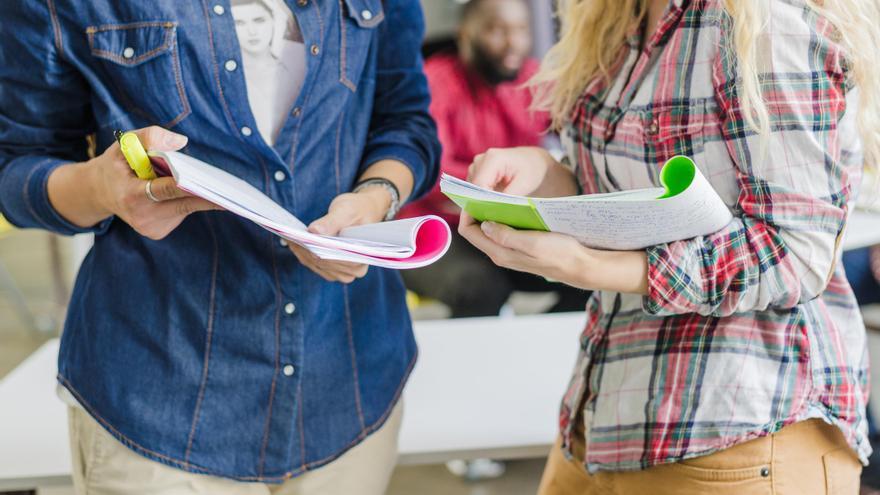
top-left (0, 0), bottom-right (440, 482)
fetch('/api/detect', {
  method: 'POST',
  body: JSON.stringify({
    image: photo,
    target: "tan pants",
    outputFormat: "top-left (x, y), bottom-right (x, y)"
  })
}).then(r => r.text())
top-left (538, 419), bottom-right (862, 495)
top-left (67, 402), bottom-right (403, 495)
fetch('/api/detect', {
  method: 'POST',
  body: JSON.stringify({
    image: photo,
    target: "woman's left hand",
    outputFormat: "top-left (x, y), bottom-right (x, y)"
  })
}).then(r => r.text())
top-left (458, 212), bottom-right (593, 290)
top-left (458, 212), bottom-right (650, 294)
top-left (289, 188), bottom-right (391, 284)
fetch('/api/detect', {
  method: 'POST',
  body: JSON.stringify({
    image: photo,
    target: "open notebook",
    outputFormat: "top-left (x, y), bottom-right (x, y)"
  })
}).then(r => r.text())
top-left (148, 151), bottom-right (451, 269)
top-left (440, 156), bottom-right (733, 251)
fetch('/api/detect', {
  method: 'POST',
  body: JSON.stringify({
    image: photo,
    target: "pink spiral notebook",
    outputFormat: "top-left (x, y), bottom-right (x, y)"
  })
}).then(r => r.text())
top-left (149, 151), bottom-right (451, 269)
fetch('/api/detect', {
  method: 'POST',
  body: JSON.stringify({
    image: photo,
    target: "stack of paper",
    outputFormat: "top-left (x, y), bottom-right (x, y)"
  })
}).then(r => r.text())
top-left (440, 156), bottom-right (733, 250)
top-left (149, 151), bottom-right (451, 269)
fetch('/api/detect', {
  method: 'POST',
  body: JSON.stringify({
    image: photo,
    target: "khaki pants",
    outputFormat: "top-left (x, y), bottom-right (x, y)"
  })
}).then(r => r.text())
top-left (538, 419), bottom-right (862, 495)
top-left (67, 402), bottom-right (403, 495)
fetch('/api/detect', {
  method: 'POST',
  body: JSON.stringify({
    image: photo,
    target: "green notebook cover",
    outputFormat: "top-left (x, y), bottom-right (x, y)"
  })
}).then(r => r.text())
top-left (444, 194), bottom-right (550, 231)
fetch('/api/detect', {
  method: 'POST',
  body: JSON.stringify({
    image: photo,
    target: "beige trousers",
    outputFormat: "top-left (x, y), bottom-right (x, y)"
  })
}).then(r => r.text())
top-left (538, 419), bottom-right (862, 495)
top-left (67, 402), bottom-right (403, 495)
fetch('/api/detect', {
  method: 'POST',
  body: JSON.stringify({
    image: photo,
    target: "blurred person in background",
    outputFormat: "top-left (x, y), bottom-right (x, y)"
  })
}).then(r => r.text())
top-left (401, 0), bottom-right (588, 318)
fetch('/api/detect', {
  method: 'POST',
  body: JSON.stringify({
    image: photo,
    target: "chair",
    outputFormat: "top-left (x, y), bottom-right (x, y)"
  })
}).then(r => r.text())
top-left (0, 215), bottom-right (40, 332)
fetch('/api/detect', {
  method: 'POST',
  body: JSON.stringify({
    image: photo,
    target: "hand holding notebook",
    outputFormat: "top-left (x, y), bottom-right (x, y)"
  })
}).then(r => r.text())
top-left (441, 156), bottom-right (732, 251)
top-left (148, 151), bottom-right (451, 269)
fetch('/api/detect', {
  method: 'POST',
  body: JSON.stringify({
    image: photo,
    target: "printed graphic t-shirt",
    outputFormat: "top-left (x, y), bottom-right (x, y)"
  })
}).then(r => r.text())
top-left (231, 0), bottom-right (307, 146)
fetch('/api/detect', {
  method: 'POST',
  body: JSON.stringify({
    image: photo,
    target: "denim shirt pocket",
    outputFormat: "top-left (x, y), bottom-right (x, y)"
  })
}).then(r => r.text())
top-left (86, 21), bottom-right (191, 128)
top-left (339, 0), bottom-right (384, 92)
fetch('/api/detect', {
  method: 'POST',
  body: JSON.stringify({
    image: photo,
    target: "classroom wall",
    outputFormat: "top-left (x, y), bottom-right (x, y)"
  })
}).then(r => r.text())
top-left (419, 0), bottom-right (556, 57)
top-left (420, 0), bottom-right (463, 41)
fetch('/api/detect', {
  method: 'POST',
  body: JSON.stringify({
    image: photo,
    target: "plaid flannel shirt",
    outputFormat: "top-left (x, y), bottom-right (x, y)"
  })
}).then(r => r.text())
top-left (560, 0), bottom-right (870, 472)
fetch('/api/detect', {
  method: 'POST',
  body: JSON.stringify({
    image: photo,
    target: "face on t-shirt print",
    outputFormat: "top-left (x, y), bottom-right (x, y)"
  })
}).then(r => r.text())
top-left (231, 0), bottom-right (302, 59)
top-left (232, 1), bottom-right (273, 56)
top-left (230, 0), bottom-right (307, 145)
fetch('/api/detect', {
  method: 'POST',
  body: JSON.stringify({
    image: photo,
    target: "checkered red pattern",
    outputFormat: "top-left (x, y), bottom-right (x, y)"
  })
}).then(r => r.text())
top-left (558, 0), bottom-right (870, 472)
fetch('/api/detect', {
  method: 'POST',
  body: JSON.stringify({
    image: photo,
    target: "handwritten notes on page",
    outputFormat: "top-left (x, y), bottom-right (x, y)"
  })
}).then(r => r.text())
top-left (441, 156), bottom-right (732, 250)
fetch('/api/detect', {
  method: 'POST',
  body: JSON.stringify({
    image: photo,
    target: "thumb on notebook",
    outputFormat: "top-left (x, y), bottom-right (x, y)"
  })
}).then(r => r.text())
top-left (308, 201), bottom-right (353, 236)
top-left (309, 191), bottom-right (388, 236)
top-left (308, 216), bottom-right (343, 236)
top-left (134, 126), bottom-right (189, 152)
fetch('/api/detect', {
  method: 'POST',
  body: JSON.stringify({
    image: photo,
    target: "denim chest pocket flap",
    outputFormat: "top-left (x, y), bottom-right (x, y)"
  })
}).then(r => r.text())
top-left (87, 21), bottom-right (191, 128)
top-left (340, 0), bottom-right (384, 91)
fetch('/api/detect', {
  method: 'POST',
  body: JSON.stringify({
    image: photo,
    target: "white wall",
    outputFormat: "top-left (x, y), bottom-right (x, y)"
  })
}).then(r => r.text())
top-left (420, 0), bottom-right (463, 41)
top-left (419, 0), bottom-right (556, 57)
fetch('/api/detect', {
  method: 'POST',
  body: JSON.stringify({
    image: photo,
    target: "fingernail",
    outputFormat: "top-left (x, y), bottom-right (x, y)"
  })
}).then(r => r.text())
top-left (166, 132), bottom-right (188, 147)
top-left (481, 222), bottom-right (495, 235)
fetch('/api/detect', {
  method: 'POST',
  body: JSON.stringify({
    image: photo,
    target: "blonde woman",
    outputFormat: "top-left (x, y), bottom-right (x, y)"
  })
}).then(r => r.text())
top-left (458, 0), bottom-right (880, 492)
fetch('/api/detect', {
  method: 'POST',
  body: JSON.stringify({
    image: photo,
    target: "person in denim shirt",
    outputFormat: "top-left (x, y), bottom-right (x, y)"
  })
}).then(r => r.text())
top-left (0, 0), bottom-right (440, 493)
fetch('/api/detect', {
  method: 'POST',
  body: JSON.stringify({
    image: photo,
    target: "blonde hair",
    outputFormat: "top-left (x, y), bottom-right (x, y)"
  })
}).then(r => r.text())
top-left (531, 0), bottom-right (880, 176)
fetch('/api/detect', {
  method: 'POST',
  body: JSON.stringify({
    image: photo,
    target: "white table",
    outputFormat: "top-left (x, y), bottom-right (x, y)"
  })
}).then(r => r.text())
top-left (0, 339), bottom-right (69, 492)
top-left (399, 313), bottom-right (583, 464)
top-left (0, 313), bottom-right (585, 492)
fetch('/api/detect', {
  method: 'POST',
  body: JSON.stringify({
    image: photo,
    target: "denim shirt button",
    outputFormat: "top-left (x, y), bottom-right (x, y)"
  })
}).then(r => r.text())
top-left (361, 10), bottom-right (373, 20)
top-left (122, 47), bottom-right (135, 59)
top-left (292, 107), bottom-right (302, 118)
top-left (224, 59), bottom-right (237, 72)
top-left (279, 238), bottom-right (288, 248)
top-left (274, 170), bottom-right (286, 182)
top-left (297, 0), bottom-right (307, 6)
top-left (240, 126), bottom-right (252, 137)
top-left (282, 365), bottom-right (295, 376)
top-left (212, 4), bottom-right (225, 15)
top-left (284, 302), bottom-right (296, 315)
top-left (310, 44), bottom-right (320, 56)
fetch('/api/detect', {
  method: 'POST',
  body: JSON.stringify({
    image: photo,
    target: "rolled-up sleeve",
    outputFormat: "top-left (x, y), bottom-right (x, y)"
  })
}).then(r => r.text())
top-left (359, 0), bottom-right (442, 201)
top-left (0, 0), bottom-right (106, 236)
top-left (643, 2), bottom-right (856, 317)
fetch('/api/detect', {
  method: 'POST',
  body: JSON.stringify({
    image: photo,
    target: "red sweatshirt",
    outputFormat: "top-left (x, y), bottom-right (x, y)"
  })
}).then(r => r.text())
top-left (401, 53), bottom-right (549, 225)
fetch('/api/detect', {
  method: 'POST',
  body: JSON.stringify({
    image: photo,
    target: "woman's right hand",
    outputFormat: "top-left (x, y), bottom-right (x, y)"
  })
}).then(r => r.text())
top-left (467, 146), bottom-right (579, 198)
top-left (48, 126), bottom-right (222, 240)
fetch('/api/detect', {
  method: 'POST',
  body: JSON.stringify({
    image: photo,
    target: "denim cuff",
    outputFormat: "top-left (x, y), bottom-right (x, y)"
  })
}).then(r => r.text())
top-left (0, 155), bottom-right (112, 236)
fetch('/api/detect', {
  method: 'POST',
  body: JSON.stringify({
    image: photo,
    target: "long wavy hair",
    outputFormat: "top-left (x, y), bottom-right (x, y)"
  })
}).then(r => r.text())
top-left (530, 0), bottom-right (880, 176)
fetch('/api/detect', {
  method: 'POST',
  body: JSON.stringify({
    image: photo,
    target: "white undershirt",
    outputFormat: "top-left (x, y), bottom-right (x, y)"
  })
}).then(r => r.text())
top-left (233, 0), bottom-right (307, 146)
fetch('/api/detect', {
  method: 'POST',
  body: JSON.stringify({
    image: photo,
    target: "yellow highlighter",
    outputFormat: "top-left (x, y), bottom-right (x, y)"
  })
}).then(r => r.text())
top-left (114, 130), bottom-right (156, 180)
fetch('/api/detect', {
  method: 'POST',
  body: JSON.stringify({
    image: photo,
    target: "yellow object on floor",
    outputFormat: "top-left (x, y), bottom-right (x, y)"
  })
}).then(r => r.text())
top-left (406, 291), bottom-right (443, 311)
top-left (406, 291), bottom-right (421, 311)
top-left (0, 215), bottom-right (12, 236)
